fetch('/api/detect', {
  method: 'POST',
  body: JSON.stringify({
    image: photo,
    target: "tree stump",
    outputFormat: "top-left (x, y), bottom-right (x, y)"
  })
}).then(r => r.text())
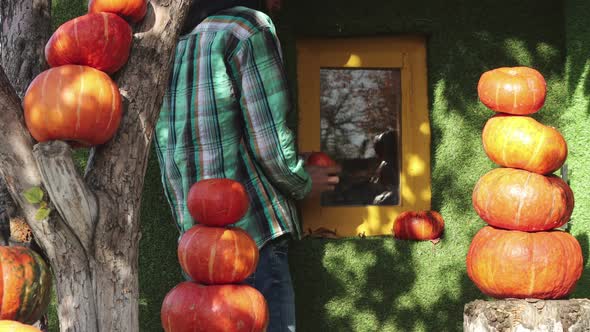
top-left (464, 299), bottom-right (590, 332)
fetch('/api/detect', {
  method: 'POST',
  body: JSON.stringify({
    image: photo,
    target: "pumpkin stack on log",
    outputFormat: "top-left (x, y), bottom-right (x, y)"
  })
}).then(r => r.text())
top-left (467, 67), bottom-right (583, 300)
top-left (161, 179), bottom-right (269, 332)
top-left (23, 0), bottom-right (148, 147)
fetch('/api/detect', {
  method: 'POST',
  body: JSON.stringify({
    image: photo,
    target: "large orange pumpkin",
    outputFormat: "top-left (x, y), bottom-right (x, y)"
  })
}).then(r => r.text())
top-left (0, 321), bottom-right (42, 332)
top-left (392, 210), bottom-right (445, 240)
top-left (178, 225), bottom-right (259, 284)
top-left (472, 168), bottom-right (574, 231)
top-left (477, 66), bottom-right (546, 115)
top-left (466, 226), bottom-right (583, 299)
top-left (0, 247), bottom-right (52, 324)
top-left (23, 65), bottom-right (123, 147)
top-left (45, 13), bottom-right (132, 74)
top-left (482, 114), bottom-right (567, 174)
top-left (161, 282), bottom-right (269, 332)
top-left (187, 179), bottom-right (250, 227)
top-left (88, 0), bottom-right (148, 23)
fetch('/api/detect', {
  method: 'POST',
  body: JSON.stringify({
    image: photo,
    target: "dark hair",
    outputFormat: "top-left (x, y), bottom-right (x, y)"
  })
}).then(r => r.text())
top-left (181, 0), bottom-right (261, 34)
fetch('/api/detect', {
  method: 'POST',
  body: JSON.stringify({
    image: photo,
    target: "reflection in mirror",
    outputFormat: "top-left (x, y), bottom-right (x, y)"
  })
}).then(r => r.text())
top-left (319, 67), bottom-right (401, 206)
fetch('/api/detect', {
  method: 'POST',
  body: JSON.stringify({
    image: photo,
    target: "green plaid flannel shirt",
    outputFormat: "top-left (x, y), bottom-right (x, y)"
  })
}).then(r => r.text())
top-left (155, 7), bottom-right (311, 247)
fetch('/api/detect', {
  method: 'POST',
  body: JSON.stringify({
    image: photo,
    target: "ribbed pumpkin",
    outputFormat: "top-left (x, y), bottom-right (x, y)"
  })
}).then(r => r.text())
top-left (178, 225), bottom-right (259, 284)
top-left (482, 114), bottom-right (567, 174)
top-left (88, 0), bottom-right (148, 23)
top-left (0, 247), bottom-right (52, 324)
top-left (466, 226), bottom-right (583, 299)
top-left (187, 179), bottom-right (250, 227)
top-left (477, 66), bottom-right (546, 115)
top-left (472, 168), bottom-right (574, 231)
top-left (161, 282), bottom-right (269, 332)
top-left (0, 321), bottom-right (42, 332)
top-left (393, 210), bottom-right (445, 240)
top-left (23, 65), bottom-right (123, 147)
top-left (45, 13), bottom-right (132, 74)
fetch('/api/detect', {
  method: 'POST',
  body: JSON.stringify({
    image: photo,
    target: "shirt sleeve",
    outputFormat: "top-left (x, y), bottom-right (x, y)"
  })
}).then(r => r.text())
top-left (230, 27), bottom-right (312, 200)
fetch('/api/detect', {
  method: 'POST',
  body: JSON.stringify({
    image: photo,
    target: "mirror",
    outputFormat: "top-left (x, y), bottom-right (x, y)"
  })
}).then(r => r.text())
top-left (319, 67), bottom-right (402, 206)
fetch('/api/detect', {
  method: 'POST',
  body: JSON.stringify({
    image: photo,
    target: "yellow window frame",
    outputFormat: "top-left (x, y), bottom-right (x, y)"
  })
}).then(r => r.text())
top-left (296, 36), bottom-right (431, 237)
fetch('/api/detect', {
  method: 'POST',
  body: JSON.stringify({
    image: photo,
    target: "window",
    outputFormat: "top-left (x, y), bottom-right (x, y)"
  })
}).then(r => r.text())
top-left (297, 36), bottom-right (431, 236)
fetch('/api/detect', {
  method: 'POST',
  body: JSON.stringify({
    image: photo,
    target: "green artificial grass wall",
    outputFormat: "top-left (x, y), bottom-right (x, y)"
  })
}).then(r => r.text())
top-left (45, 1), bottom-right (588, 332)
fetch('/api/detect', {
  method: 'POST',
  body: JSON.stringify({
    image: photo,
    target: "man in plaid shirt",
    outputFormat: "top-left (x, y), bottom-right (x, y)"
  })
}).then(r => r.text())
top-left (155, 1), bottom-right (340, 330)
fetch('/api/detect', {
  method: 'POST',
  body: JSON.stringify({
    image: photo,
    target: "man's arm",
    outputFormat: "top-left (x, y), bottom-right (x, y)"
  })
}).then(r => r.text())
top-left (230, 27), bottom-right (312, 200)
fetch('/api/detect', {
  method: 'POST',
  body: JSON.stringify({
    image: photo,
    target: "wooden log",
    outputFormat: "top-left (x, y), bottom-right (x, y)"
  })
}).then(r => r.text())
top-left (464, 299), bottom-right (590, 331)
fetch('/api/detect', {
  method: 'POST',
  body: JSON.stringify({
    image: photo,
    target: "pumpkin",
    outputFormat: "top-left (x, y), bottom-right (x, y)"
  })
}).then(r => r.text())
top-left (482, 114), bottom-right (567, 174)
top-left (466, 226), bottom-right (583, 299)
top-left (0, 247), bottom-right (52, 324)
top-left (472, 168), bottom-right (574, 231)
top-left (187, 179), bottom-right (249, 227)
top-left (477, 66), bottom-right (546, 115)
top-left (392, 210), bottom-right (445, 240)
top-left (0, 321), bottom-right (42, 332)
top-left (306, 151), bottom-right (337, 167)
top-left (88, 0), bottom-right (148, 23)
top-left (178, 225), bottom-right (259, 284)
top-left (23, 65), bottom-right (123, 147)
top-left (45, 13), bottom-right (132, 74)
top-left (161, 282), bottom-right (269, 332)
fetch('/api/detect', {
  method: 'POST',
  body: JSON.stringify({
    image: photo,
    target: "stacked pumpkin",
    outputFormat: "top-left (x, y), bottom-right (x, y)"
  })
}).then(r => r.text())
top-left (161, 179), bottom-right (269, 332)
top-left (467, 67), bottom-right (583, 299)
top-left (23, 0), bottom-right (147, 146)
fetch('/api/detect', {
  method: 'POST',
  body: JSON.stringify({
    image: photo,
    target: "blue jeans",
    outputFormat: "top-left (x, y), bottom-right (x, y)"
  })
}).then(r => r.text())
top-left (244, 235), bottom-right (296, 332)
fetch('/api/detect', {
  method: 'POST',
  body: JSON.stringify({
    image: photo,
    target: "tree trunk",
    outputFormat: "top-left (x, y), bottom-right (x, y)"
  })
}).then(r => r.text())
top-left (464, 299), bottom-right (590, 332)
top-left (0, 0), bottom-right (51, 248)
top-left (0, 1), bottom-right (191, 331)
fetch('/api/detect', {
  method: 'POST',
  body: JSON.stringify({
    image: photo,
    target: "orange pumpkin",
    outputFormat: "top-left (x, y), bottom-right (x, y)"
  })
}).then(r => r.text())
top-left (0, 321), bottom-right (42, 332)
top-left (178, 225), bottom-right (259, 284)
top-left (466, 226), bottom-right (583, 299)
top-left (0, 247), bottom-right (52, 324)
top-left (23, 65), bottom-right (123, 147)
top-left (88, 0), bottom-right (148, 23)
top-left (477, 66), bottom-right (546, 115)
top-left (482, 114), bottom-right (567, 174)
top-left (392, 210), bottom-right (445, 240)
top-left (45, 13), bottom-right (132, 74)
top-left (472, 168), bottom-right (574, 231)
top-left (161, 282), bottom-right (269, 332)
top-left (187, 179), bottom-right (250, 227)
top-left (306, 152), bottom-right (337, 167)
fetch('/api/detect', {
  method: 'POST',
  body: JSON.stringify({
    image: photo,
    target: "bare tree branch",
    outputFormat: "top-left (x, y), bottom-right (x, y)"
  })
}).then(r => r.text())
top-left (33, 141), bottom-right (98, 253)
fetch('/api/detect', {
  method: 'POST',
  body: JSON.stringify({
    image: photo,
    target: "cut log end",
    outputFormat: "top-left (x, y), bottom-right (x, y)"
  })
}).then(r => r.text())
top-left (464, 299), bottom-right (590, 332)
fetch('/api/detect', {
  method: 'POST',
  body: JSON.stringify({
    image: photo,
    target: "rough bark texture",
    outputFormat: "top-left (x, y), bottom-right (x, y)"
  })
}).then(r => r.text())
top-left (0, 0), bottom-right (51, 98)
top-left (0, 1), bottom-right (191, 331)
top-left (464, 299), bottom-right (590, 332)
top-left (0, 0), bottom-right (51, 249)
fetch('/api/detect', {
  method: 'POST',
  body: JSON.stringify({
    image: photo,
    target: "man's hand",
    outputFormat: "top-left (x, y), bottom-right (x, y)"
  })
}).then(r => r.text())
top-left (305, 164), bottom-right (341, 198)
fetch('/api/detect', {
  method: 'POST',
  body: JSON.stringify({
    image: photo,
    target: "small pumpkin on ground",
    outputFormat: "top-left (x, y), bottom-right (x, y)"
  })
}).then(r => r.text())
top-left (392, 210), bottom-right (444, 241)
top-left (161, 281), bottom-right (269, 332)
